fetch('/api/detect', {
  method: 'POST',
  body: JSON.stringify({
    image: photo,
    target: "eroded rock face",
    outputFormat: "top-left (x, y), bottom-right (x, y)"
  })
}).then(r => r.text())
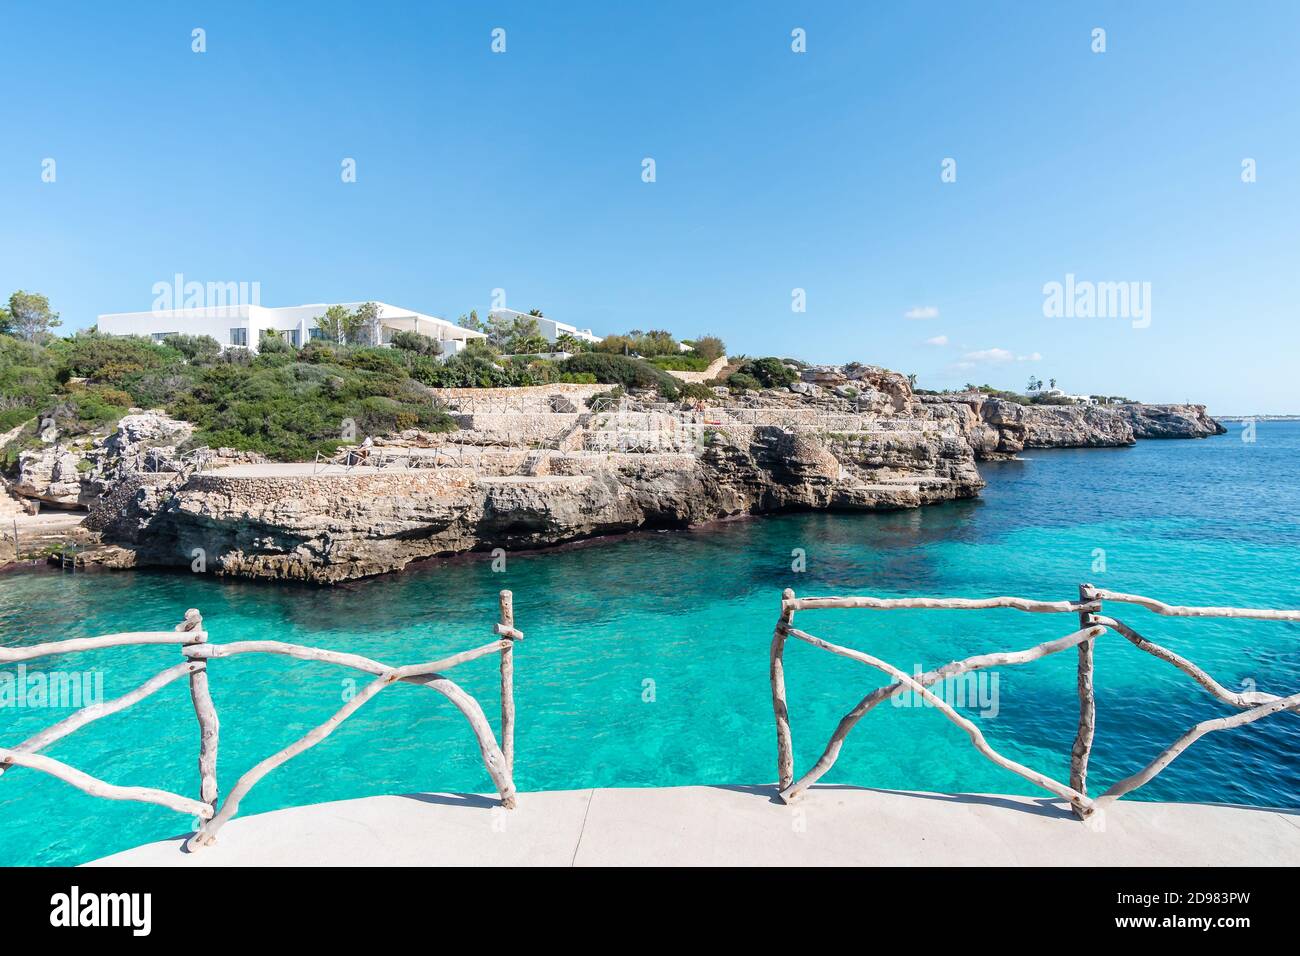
top-left (79, 374), bottom-right (1224, 584)
top-left (13, 412), bottom-right (197, 508)
top-left (86, 419), bottom-right (985, 583)
top-left (1118, 404), bottom-right (1227, 439)
top-left (1015, 403), bottom-right (1135, 449)
top-left (14, 447), bottom-right (94, 507)
top-left (921, 395), bottom-right (1140, 456)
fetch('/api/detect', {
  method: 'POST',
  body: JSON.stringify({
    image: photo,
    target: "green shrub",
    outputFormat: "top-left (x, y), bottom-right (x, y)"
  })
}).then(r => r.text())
top-left (594, 329), bottom-right (680, 358)
top-left (390, 331), bottom-right (442, 356)
top-left (648, 354), bottom-right (711, 372)
top-left (163, 334), bottom-right (222, 364)
top-left (559, 353), bottom-right (679, 398)
top-left (733, 357), bottom-right (796, 389)
top-left (726, 372), bottom-right (761, 392)
top-left (691, 335), bottom-right (726, 361)
top-left (258, 330), bottom-right (293, 354)
top-left (678, 382), bottom-right (716, 401)
top-left (586, 386), bottom-right (624, 409)
top-left (554, 333), bottom-right (593, 354)
top-left (60, 331), bottom-right (180, 383)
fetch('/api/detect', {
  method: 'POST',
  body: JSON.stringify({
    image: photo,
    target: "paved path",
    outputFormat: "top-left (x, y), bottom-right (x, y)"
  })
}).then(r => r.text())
top-left (89, 785), bottom-right (1300, 866)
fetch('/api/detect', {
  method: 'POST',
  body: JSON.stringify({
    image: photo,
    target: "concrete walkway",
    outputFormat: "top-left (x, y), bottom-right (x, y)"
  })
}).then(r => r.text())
top-left (89, 785), bottom-right (1300, 866)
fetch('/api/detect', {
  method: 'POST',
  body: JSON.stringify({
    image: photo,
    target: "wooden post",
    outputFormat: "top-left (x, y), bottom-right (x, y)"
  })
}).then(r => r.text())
top-left (1069, 583), bottom-right (1097, 817)
top-left (498, 590), bottom-right (517, 776)
top-left (771, 587), bottom-right (796, 793)
top-left (179, 609), bottom-right (220, 821)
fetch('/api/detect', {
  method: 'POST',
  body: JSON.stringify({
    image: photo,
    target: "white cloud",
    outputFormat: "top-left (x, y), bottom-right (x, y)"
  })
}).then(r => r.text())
top-left (962, 348), bottom-right (1015, 364)
top-left (960, 348), bottom-right (1043, 365)
top-left (924, 334), bottom-right (949, 347)
top-left (904, 306), bottom-right (940, 320)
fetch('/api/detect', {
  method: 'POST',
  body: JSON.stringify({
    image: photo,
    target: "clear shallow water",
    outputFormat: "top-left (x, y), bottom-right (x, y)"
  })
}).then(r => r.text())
top-left (1, 421), bottom-right (1297, 866)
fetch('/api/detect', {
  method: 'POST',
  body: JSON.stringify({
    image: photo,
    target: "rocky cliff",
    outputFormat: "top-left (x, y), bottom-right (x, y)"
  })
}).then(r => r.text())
top-left (72, 370), bottom-right (1225, 584)
top-left (85, 419), bottom-right (984, 583)
top-left (1117, 403), bottom-right (1227, 439)
top-left (12, 413), bottom-right (195, 507)
top-left (918, 393), bottom-right (1224, 457)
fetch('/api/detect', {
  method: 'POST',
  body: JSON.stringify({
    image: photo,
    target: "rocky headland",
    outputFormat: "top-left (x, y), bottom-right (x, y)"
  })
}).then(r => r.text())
top-left (4, 363), bottom-right (1225, 583)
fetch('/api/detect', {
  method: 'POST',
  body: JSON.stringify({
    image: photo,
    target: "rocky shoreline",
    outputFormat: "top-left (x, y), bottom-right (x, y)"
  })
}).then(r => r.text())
top-left (4, 366), bottom-right (1225, 583)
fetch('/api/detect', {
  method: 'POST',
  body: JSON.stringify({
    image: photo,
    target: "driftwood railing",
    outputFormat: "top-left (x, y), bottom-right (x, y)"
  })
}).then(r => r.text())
top-left (771, 585), bottom-right (1300, 820)
top-left (0, 591), bottom-right (524, 850)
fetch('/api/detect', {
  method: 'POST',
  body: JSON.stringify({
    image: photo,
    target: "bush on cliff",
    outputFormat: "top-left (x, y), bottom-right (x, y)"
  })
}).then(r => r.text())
top-left (648, 353), bottom-right (711, 372)
top-left (171, 357), bottom-right (453, 460)
top-left (0, 334), bottom-right (61, 430)
top-left (731, 357), bottom-right (796, 389)
top-left (0, 322), bottom-right (467, 467)
top-left (558, 352), bottom-right (680, 398)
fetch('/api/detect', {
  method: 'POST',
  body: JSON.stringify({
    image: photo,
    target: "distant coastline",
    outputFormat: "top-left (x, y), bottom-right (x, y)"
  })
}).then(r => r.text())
top-left (1216, 415), bottom-right (1300, 422)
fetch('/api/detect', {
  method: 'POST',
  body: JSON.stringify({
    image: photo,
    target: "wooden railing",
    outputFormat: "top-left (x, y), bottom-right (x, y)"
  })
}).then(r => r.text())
top-left (770, 584), bottom-right (1300, 820)
top-left (0, 591), bottom-right (524, 851)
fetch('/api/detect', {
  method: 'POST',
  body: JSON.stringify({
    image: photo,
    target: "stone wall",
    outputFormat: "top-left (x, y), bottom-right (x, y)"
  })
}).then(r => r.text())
top-left (664, 355), bottom-right (729, 383)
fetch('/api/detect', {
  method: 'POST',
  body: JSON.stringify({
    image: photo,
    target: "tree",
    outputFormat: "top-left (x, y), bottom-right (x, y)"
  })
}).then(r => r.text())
top-left (315, 305), bottom-right (363, 345)
top-left (390, 330), bottom-right (442, 356)
top-left (3, 291), bottom-right (61, 341)
top-left (489, 314), bottom-right (543, 353)
top-left (692, 335), bottom-right (726, 361)
top-left (259, 328), bottom-right (292, 353)
top-left (1049, 377), bottom-right (1057, 389)
top-left (457, 310), bottom-right (485, 333)
top-left (527, 308), bottom-right (544, 317)
top-left (907, 373), bottom-right (918, 388)
top-left (555, 332), bottom-right (593, 354)
top-left (354, 301), bottom-right (382, 346)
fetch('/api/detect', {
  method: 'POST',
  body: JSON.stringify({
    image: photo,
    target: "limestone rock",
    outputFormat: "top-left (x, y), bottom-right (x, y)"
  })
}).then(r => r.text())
top-left (1118, 404), bottom-right (1226, 439)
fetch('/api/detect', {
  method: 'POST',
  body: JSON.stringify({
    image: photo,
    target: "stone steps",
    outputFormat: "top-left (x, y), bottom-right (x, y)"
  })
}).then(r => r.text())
top-left (0, 482), bottom-right (33, 518)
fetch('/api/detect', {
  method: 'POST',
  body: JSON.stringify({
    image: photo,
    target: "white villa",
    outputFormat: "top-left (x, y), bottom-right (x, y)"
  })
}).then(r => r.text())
top-left (1040, 387), bottom-right (1099, 405)
top-left (488, 309), bottom-right (601, 346)
top-left (96, 302), bottom-right (487, 356)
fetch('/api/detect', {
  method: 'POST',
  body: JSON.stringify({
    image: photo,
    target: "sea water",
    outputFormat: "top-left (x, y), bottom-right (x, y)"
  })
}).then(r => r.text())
top-left (1, 421), bottom-right (1296, 865)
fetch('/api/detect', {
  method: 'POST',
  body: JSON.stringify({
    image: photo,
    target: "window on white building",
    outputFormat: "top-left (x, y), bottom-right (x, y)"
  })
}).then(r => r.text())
top-left (230, 328), bottom-right (248, 347)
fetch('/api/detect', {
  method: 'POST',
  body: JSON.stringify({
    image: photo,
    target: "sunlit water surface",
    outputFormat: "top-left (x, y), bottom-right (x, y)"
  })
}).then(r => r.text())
top-left (1, 421), bottom-right (1297, 865)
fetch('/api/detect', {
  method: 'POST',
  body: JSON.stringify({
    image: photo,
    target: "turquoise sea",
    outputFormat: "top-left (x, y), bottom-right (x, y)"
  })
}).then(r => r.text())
top-left (1, 421), bottom-right (1297, 866)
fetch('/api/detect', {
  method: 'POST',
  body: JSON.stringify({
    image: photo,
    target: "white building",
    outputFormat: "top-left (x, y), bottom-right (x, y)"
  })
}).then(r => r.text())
top-left (1041, 387), bottom-right (1098, 405)
top-left (487, 309), bottom-right (601, 345)
top-left (96, 302), bottom-right (487, 356)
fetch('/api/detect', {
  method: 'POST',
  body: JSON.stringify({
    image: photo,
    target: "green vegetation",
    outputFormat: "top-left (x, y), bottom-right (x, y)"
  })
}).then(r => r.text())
top-left (647, 354), bottom-right (712, 372)
top-left (0, 324), bottom-right (458, 464)
top-left (487, 313), bottom-right (549, 354)
top-left (595, 329), bottom-right (680, 357)
top-left (0, 334), bottom-right (61, 430)
top-left (0, 292), bottom-right (734, 464)
top-left (554, 332), bottom-right (594, 354)
top-left (313, 302), bottom-right (382, 346)
top-left (558, 352), bottom-right (681, 398)
top-left (0, 291), bottom-right (62, 341)
top-left (730, 357), bottom-right (797, 389)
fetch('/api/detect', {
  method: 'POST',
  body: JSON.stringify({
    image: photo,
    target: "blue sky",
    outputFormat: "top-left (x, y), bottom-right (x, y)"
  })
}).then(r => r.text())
top-left (2, 1), bottom-right (1296, 412)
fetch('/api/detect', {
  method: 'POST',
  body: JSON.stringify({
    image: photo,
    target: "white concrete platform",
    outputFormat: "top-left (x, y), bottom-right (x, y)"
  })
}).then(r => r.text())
top-left (88, 785), bottom-right (1300, 867)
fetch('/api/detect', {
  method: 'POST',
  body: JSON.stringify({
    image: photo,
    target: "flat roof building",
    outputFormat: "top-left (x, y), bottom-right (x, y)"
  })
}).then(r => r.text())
top-left (97, 302), bottom-right (487, 355)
